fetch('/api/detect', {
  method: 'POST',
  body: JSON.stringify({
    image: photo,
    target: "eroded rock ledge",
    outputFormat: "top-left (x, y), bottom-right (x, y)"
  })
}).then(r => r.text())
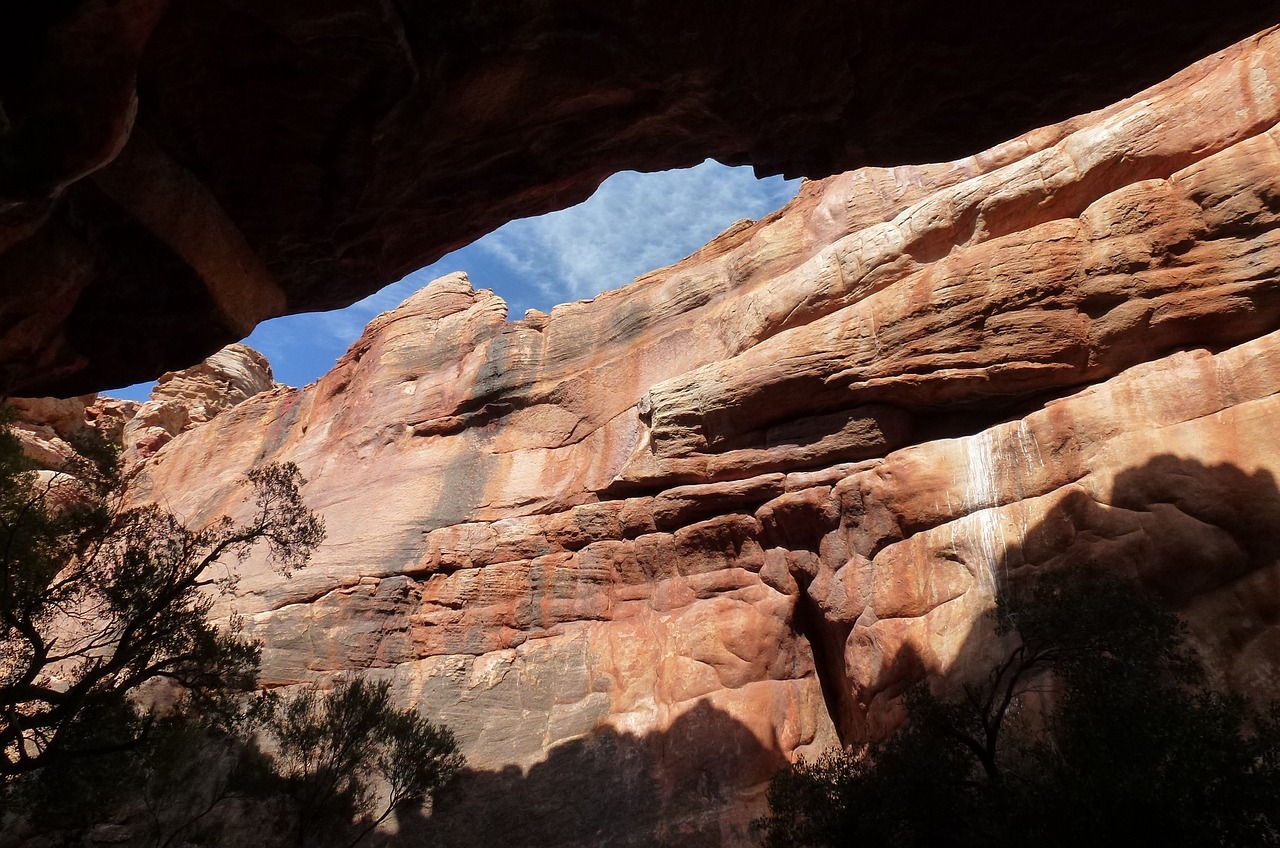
top-left (86, 30), bottom-right (1280, 846)
top-left (10, 342), bottom-right (276, 470)
top-left (1, 2), bottom-right (1277, 395)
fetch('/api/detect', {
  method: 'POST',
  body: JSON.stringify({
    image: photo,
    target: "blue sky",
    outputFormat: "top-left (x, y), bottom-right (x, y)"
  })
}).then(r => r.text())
top-left (107, 160), bottom-right (800, 399)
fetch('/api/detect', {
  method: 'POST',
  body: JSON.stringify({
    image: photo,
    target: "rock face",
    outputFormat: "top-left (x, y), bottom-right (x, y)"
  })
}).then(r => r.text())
top-left (102, 29), bottom-right (1280, 845)
top-left (7, 394), bottom-right (138, 470)
top-left (121, 342), bottom-right (275, 462)
top-left (1, 1), bottom-right (1278, 396)
top-left (9, 343), bottom-right (273, 471)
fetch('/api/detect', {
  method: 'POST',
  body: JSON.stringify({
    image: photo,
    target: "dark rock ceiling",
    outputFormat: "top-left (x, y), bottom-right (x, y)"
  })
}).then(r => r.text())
top-left (2, 0), bottom-right (1278, 395)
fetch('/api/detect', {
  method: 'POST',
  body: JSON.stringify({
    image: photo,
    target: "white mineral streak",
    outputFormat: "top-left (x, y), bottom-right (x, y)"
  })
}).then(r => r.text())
top-left (954, 420), bottom-right (1045, 601)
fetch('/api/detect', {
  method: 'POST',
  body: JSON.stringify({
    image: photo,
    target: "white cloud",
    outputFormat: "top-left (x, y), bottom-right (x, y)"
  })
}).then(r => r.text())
top-left (478, 160), bottom-right (799, 305)
top-left (222, 161), bottom-right (800, 389)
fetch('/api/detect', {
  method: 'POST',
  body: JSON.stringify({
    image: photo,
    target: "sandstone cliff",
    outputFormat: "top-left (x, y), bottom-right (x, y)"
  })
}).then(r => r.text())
top-left (10, 343), bottom-right (274, 471)
top-left (57, 27), bottom-right (1280, 846)
top-left (121, 342), bottom-right (276, 463)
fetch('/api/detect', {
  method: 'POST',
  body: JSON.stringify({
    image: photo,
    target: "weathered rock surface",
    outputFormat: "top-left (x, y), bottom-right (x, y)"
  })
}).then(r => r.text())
top-left (6, 394), bottom-right (142, 471)
top-left (9, 343), bottom-right (273, 471)
top-left (121, 342), bottom-right (275, 462)
top-left (2, 1), bottom-right (1278, 396)
top-left (91, 29), bottom-right (1280, 845)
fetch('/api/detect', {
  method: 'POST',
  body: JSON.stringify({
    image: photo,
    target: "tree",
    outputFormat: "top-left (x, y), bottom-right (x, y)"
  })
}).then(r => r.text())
top-left (0, 416), bottom-right (466, 847)
top-left (262, 676), bottom-right (464, 848)
top-left (755, 567), bottom-right (1280, 847)
top-left (133, 700), bottom-right (282, 848)
top-left (82, 678), bottom-right (464, 848)
top-left (0, 418), bottom-right (325, 783)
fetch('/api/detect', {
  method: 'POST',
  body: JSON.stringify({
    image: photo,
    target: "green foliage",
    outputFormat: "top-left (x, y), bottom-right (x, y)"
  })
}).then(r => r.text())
top-left (0, 414), bottom-right (324, 790)
top-left (132, 701), bottom-right (283, 848)
top-left (12, 703), bottom-right (277, 841)
top-left (755, 567), bottom-right (1280, 848)
top-left (0, 413), bottom-right (464, 846)
top-left (263, 677), bottom-right (464, 848)
top-left (7, 696), bottom-right (149, 828)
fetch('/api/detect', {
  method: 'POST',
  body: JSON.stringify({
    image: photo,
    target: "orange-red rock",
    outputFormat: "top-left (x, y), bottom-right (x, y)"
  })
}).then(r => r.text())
top-left (9, 343), bottom-right (271, 471)
top-left (42, 28), bottom-right (1280, 846)
top-left (121, 342), bottom-right (275, 462)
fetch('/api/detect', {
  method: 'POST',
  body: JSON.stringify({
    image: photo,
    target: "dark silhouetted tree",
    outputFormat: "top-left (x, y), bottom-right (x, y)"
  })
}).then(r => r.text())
top-left (263, 676), bottom-right (464, 848)
top-left (755, 567), bottom-right (1280, 848)
top-left (0, 415), bottom-right (324, 793)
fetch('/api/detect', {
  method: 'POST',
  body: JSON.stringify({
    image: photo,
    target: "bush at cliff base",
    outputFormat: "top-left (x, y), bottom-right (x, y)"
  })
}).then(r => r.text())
top-left (754, 567), bottom-right (1280, 848)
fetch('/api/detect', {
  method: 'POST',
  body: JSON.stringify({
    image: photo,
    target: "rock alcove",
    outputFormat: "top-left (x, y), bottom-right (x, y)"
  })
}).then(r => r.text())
top-left (7, 6), bottom-right (1280, 846)
top-left (1, 0), bottom-right (1277, 395)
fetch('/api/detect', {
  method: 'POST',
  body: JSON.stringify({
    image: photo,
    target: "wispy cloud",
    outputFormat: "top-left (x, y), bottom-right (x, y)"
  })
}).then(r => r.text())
top-left (109, 162), bottom-right (800, 397)
top-left (477, 160), bottom-right (799, 306)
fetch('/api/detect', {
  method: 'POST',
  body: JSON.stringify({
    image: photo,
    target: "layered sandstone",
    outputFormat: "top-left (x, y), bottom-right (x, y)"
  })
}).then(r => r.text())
top-left (90, 29), bottom-right (1280, 846)
top-left (121, 342), bottom-right (275, 462)
top-left (1, 2), bottom-right (1277, 396)
top-left (9, 343), bottom-right (274, 471)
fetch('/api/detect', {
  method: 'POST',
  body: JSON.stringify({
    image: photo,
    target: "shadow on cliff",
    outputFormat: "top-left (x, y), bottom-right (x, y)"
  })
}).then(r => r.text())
top-left (382, 699), bottom-right (783, 848)
top-left (937, 453), bottom-right (1280, 721)
top-left (1006, 454), bottom-right (1280, 600)
top-left (845, 454), bottom-right (1280, 741)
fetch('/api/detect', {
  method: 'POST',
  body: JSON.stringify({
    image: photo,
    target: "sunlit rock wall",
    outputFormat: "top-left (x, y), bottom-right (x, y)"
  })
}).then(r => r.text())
top-left (127, 28), bottom-right (1280, 846)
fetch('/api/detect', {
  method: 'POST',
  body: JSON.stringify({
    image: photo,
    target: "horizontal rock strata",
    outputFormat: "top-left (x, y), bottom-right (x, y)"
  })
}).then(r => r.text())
top-left (90, 27), bottom-right (1280, 846)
